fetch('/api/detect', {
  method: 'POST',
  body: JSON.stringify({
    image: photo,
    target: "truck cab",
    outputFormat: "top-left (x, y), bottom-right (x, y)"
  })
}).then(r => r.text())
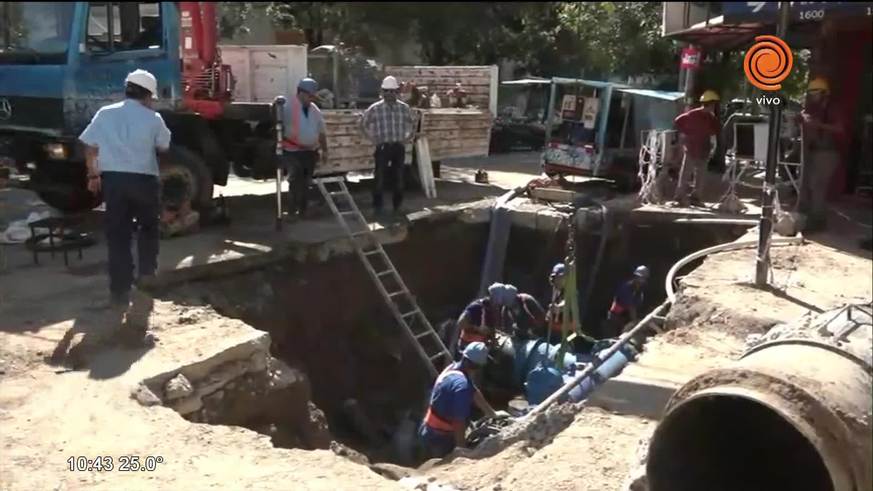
top-left (0, 2), bottom-right (254, 212)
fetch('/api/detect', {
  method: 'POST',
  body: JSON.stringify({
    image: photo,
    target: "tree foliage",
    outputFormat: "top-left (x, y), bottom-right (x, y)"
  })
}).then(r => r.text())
top-left (219, 2), bottom-right (677, 80)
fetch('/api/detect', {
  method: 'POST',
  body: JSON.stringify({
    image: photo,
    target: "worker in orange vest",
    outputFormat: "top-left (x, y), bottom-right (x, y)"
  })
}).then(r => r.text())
top-left (280, 78), bottom-right (329, 220)
top-left (606, 265), bottom-right (649, 336)
top-left (418, 342), bottom-right (489, 459)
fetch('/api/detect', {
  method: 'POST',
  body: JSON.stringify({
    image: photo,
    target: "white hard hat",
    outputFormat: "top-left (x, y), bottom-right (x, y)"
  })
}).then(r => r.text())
top-left (381, 76), bottom-right (400, 90)
top-left (125, 69), bottom-right (158, 99)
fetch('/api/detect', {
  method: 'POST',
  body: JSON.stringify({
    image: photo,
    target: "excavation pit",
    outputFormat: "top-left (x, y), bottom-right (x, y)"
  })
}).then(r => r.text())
top-left (154, 202), bottom-right (748, 464)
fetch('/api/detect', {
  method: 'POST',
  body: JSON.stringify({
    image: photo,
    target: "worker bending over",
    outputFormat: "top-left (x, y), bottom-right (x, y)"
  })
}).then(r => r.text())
top-left (280, 78), bottom-right (329, 220)
top-left (418, 342), bottom-right (489, 460)
top-left (606, 266), bottom-right (649, 336)
top-left (798, 77), bottom-right (842, 232)
top-left (673, 90), bottom-right (721, 207)
top-left (456, 283), bottom-right (544, 353)
top-left (360, 75), bottom-right (416, 217)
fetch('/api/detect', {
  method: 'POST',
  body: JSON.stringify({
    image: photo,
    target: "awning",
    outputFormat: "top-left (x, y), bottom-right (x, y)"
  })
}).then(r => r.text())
top-left (665, 15), bottom-right (764, 50)
top-left (616, 88), bottom-right (685, 102)
top-left (501, 78), bottom-right (551, 86)
top-left (550, 78), bottom-right (630, 90)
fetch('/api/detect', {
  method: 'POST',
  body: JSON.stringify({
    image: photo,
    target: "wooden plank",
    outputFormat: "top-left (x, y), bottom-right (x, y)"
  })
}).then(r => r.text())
top-left (530, 187), bottom-right (578, 203)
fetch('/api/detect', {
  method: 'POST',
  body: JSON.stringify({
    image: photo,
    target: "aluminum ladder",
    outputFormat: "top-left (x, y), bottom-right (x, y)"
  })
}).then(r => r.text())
top-left (314, 175), bottom-right (450, 378)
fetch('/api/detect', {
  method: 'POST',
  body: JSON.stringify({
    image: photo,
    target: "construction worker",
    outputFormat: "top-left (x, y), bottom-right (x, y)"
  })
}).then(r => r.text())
top-left (78, 69), bottom-right (168, 342)
top-left (798, 77), bottom-right (842, 232)
top-left (455, 283), bottom-right (545, 353)
top-left (505, 287), bottom-right (546, 339)
top-left (544, 263), bottom-right (567, 339)
top-left (606, 265), bottom-right (649, 336)
top-left (455, 283), bottom-right (513, 354)
top-left (674, 90), bottom-right (721, 207)
top-left (360, 75), bottom-right (416, 217)
top-left (280, 77), bottom-right (329, 220)
top-left (418, 341), bottom-right (489, 459)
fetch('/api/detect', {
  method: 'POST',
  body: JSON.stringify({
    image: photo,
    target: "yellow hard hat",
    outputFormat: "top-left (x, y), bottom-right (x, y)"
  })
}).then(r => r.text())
top-left (699, 90), bottom-right (720, 103)
top-left (808, 77), bottom-right (830, 93)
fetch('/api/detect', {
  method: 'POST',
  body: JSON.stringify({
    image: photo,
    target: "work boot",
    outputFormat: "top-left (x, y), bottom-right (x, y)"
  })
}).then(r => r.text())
top-left (125, 287), bottom-right (154, 333)
top-left (119, 329), bottom-right (157, 349)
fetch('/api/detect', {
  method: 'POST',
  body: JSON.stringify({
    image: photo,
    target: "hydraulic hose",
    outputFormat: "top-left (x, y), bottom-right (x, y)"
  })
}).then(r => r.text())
top-left (520, 234), bottom-right (806, 418)
top-left (665, 236), bottom-right (805, 302)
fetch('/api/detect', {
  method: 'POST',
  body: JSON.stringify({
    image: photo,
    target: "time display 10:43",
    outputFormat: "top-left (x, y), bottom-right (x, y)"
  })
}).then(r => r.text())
top-left (67, 455), bottom-right (165, 472)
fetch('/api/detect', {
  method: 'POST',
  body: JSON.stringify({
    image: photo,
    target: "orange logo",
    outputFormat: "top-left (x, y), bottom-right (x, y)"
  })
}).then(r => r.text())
top-left (743, 35), bottom-right (793, 91)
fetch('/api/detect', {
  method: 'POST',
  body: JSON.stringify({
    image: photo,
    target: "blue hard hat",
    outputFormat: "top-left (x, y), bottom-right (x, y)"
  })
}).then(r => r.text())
top-left (633, 265), bottom-right (650, 280)
top-left (551, 263), bottom-right (566, 277)
top-left (297, 77), bottom-right (319, 94)
top-left (462, 341), bottom-right (489, 366)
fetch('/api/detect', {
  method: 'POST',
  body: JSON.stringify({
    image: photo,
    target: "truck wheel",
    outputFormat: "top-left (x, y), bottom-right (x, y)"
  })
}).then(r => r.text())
top-left (160, 146), bottom-right (213, 210)
top-left (32, 162), bottom-right (99, 212)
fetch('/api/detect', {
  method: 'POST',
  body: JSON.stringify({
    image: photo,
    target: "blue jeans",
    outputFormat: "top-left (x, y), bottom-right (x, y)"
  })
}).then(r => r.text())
top-left (101, 172), bottom-right (160, 302)
top-left (418, 423), bottom-right (456, 460)
top-left (373, 142), bottom-right (405, 211)
top-left (282, 150), bottom-right (317, 214)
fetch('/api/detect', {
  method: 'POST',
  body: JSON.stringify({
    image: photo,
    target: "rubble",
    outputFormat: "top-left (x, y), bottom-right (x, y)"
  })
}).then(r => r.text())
top-left (164, 374), bottom-right (194, 400)
top-left (462, 402), bottom-right (583, 460)
top-left (130, 383), bottom-right (162, 407)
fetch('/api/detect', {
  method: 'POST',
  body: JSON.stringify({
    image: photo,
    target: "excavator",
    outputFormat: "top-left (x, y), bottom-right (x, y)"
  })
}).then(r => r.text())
top-left (0, 2), bottom-right (277, 216)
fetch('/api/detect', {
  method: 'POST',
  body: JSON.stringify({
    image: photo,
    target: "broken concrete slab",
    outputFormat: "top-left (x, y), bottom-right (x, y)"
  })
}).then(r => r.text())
top-left (164, 373), bottom-right (194, 400)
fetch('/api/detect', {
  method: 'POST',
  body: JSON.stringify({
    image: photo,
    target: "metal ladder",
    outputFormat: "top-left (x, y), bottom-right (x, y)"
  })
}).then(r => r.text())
top-left (314, 175), bottom-right (451, 378)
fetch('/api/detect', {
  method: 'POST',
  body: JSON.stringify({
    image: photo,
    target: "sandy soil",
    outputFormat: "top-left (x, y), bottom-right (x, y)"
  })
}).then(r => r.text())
top-left (637, 232), bottom-right (873, 381)
top-left (422, 408), bottom-right (654, 491)
top-left (0, 289), bottom-right (397, 490)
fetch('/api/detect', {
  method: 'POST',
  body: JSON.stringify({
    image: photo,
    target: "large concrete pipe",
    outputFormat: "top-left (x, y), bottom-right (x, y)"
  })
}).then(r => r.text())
top-left (647, 304), bottom-right (872, 491)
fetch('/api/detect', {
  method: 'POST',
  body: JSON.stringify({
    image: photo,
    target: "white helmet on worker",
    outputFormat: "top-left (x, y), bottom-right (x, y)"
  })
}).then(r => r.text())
top-left (462, 341), bottom-right (489, 367)
top-left (381, 75), bottom-right (400, 90)
top-left (633, 265), bottom-right (650, 280)
top-left (125, 69), bottom-right (158, 99)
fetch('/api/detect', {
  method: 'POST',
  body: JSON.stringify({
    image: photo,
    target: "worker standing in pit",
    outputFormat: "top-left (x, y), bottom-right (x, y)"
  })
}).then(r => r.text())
top-left (78, 69), bottom-right (169, 343)
top-left (281, 78), bottom-right (329, 220)
top-left (418, 342), bottom-right (489, 459)
top-left (798, 77), bottom-right (843, 232)
top-left (360, 75), bottom-right (416, 217)
top-left (504, 286), bottom-right (547, 340)
top-left (673, 90), bottom-right (721, 207)
top-left (606, 265), bottom-right (649, 336)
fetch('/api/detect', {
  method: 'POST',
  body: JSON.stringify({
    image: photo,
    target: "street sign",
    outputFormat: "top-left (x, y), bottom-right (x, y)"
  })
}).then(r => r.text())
top-left (680, 46), bottom-right (702, 70)
top-left (722, 2), bottom-right (873, 23)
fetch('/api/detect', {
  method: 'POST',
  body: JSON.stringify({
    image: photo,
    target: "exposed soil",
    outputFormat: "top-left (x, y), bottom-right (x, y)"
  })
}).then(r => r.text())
top-left (0, 294), bottom-right (397, 490)
top-left (419, 407), bottom-right (654, 491)
top-left (636, 234), bottom-right (873, 380)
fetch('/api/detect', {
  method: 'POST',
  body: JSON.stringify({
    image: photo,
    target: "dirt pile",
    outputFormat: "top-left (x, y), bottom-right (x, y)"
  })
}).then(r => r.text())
top-left (414, 406), bottom-right (654, 491)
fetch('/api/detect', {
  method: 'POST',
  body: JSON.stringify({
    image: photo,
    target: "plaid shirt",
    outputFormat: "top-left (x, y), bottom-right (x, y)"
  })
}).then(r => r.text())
top-left (360, 99), bottom-right (416, 145)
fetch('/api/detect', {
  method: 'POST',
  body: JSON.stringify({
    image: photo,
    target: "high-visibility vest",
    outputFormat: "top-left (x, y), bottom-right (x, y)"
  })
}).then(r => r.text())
top-left (609, 298), bottom-right (626, 315)
top-left (281, 97), bottom-right (305, 151)
top-left (424, 366), bottom-right (468, 433)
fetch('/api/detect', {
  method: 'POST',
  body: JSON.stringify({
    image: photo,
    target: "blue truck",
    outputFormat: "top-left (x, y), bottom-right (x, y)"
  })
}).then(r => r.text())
top-left (0, 2), bottom-right (277, 212)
